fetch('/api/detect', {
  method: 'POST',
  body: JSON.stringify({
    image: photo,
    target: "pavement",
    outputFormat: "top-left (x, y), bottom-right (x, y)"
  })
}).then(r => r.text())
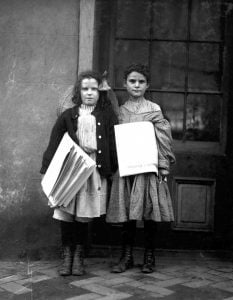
top-left (0, 249), bottom-right (233, 300)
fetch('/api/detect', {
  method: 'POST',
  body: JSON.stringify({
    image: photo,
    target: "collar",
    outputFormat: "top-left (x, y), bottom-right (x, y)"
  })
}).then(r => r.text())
top-left (71, 104), bottom-right (101, 119)
top-left (80, 104), bottom-right (96, 112)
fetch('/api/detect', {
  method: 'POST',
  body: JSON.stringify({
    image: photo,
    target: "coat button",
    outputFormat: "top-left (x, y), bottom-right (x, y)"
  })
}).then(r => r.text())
top-left (97, 164), bottom-right (102, 168)
top-left (98, 135), bottom-right (102, 139)
top-left (97, 122), bottom-right (101, 126)
top-left (98, 150), bottom-right (102, 154)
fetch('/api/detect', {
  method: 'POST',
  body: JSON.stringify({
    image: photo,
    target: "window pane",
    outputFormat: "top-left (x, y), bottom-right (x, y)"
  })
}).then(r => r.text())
top-left (151, 42), bottom-right (186, 90)
top-left (190, 0), bottom-right (221, 41)
top-left (188, 43), bottom-right (220, 92)
top-left (151, 92), bottom-right (184, 140)
top-left (114, 40), bottom-right (149, 87)
top-left (116, 0), bottom-right (151, 39)
top-left (185, 94), bottom-right (221, 142)
top-left (152, 0), bottom-right (188, 39)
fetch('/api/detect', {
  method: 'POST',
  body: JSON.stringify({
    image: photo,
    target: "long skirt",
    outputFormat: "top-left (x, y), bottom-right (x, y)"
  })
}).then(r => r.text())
top-left (106, 171), bottom-right (174, 223)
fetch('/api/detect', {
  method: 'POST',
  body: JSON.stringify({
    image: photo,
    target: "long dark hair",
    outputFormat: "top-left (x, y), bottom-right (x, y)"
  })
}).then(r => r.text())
top-left (71, 70), bottom-right (109, 110)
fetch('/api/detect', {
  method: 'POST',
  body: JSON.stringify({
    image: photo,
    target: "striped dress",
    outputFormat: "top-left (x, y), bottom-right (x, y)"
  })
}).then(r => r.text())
top-left (106, 99), bottom-right (176, 223)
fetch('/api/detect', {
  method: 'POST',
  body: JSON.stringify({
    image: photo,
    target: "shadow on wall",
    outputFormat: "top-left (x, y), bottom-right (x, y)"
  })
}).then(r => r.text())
top-left (0, 189), bottom-right (61, 260)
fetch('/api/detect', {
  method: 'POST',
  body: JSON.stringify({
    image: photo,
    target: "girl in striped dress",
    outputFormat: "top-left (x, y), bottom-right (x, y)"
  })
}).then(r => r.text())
top-left (106, 64), bottom-right (176, 274)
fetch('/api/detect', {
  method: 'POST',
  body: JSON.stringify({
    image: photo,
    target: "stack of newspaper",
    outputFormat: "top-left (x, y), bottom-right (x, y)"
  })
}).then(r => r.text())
top-left (41, 133), bottom-right (96, 207)
top-left (114, 121), bottom-right (158, 177)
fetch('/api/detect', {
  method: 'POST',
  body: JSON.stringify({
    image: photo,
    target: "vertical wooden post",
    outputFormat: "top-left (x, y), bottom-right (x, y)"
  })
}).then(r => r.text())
top-left (78, 0), bottom-right (96, 73)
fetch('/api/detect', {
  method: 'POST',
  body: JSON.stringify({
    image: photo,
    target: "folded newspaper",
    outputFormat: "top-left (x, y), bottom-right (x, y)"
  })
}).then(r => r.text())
top-left (41, 133), bottom-right (96, 207)
top-left (114, 121), bottom-right (158, 177)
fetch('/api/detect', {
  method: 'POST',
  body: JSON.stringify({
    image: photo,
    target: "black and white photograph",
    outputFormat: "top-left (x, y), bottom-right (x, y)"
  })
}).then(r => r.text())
top-left (0, 0), bottom-right (233, 299)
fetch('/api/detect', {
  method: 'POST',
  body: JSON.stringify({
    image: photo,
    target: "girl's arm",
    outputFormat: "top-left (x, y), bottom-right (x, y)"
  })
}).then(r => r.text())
top-left (98, 72), bottom-right (120, 118)
top-left (107, 89), bottom-right (120, 118)
top-left (153, 112), bottom-right (176, 175)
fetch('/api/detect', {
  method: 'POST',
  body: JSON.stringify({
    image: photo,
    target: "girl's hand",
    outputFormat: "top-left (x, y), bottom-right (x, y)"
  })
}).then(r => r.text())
top-left (98, 71), bottom-right (111, 91)
top-left (158, 169), bottom-right (169, 182)
top-left (109, 170), bottom-right (118, 182)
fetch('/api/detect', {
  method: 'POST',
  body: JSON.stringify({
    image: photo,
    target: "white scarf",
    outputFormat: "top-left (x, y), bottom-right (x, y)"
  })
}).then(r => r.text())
top-left (77, 104), bottom-right (97, 152)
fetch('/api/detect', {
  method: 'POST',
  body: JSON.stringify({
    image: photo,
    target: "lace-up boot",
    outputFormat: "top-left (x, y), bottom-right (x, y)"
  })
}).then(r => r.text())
top-left (58, 246), bottom-right (73, 276)
top-left (141, 248), bottom-right (155, 273)
top-left (72, 245), bottom-right (85, 276)
top-left (111, 245), bottom-right (134, 273)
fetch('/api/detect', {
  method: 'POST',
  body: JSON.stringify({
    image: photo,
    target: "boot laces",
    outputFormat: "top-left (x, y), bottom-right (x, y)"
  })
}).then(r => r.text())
top-left (145, 250), bottom-right (154, 265)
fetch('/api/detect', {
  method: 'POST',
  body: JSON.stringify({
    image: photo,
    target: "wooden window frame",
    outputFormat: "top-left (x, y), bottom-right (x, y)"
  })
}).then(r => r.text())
top-left (107, 0), bottom-right (227, 155)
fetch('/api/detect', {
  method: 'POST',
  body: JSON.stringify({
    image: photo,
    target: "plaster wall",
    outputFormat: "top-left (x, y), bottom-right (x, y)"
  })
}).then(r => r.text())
top-left (0, 0), bottom-right (79, 258)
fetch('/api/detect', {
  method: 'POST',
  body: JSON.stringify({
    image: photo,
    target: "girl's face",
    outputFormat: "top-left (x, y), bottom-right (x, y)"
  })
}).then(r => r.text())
top-left (124, 71), bottom-right (149, 99)
top-left (80, 78), bottom-right (99, 106)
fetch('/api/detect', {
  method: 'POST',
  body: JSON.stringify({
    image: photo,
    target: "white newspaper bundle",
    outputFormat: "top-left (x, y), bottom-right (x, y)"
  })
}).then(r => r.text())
top-left (41, 133), bottom-right (96, 207)
top-left (114, 121), bottom-right (158, 177)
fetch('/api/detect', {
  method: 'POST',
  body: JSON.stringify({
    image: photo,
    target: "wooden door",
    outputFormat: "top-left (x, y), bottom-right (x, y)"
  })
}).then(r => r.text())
top-left (92, 0), bottom-right (233, 250)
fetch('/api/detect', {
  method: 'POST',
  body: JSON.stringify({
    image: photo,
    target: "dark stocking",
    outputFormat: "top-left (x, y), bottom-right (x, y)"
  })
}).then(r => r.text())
top-left (122, 220), bottom-right (137, 246)
top-left (144, 220), bottom-right (156, 250)
top-left (60, 220), bottom-right (74, 246)
top-left (73, 221), bottom-right (87, 246)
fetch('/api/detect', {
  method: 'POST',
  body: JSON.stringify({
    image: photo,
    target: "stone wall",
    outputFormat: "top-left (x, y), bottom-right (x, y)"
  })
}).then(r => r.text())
top-left (0, 0), bottom-right (79, 258)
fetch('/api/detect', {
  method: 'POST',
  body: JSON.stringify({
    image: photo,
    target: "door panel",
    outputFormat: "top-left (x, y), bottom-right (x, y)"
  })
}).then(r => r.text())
top-left (173, 177), bottom-right (215, 231)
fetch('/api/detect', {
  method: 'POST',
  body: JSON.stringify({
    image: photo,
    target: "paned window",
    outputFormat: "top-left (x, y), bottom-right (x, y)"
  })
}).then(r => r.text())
top-left (109, 0), bottom-right (225, 150)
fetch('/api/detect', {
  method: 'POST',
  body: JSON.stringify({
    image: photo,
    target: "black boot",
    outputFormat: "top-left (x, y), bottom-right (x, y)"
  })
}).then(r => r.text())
top-left (111, 245), bottom-right (134, 273)
top-left (111, 221), bottom-right (135, 273)
top-left (72, 244), bottom-right (85, 276)
top-left (58, 221), bottom-right (74, 276)
top-left (141, 248), bottom-right (155, 273)
top-left (59, 246), bottom-right (73, 276)
top-left (142, 220), bottom-right (156, 273)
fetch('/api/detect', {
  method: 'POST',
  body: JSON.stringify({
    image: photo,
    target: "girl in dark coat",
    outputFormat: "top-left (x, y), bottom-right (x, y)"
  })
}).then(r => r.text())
top-left (41, 71), bottom-right (118, 276)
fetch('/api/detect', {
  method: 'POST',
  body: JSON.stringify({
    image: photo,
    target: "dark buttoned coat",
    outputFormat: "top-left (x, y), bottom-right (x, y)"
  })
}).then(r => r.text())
top-left (40, 104), bottom-right (118, 178)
